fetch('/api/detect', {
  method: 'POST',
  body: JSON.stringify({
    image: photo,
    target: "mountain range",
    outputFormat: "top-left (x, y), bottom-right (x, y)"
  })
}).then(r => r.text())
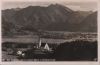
top-left (2, 4), bottom-right (97, 36)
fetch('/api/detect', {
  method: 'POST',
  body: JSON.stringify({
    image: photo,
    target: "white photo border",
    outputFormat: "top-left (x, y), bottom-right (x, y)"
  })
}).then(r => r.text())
top-left (0, 0), bottom-right (100, 65)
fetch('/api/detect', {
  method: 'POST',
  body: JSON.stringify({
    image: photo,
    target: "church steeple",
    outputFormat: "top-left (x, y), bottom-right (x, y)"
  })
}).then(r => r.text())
top-left (38, 38), bottom-right (41, 48)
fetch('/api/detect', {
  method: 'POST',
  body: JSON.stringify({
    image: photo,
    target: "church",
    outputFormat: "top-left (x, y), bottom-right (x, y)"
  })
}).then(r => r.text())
top-left (37, 38), bottom-right (51, 51)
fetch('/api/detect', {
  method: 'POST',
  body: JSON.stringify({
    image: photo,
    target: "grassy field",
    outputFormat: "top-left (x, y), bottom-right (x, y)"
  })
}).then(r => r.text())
top-left (2, 37), bottom-right (67, 44)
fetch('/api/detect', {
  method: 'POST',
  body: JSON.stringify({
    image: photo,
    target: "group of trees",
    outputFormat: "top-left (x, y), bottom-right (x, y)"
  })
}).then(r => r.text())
top-left (54, 40), bottom-right (97, 61)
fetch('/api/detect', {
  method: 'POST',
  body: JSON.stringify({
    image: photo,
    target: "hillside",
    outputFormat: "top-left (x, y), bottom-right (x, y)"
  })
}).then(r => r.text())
top-left (78, 12), bottom-right (97, 32)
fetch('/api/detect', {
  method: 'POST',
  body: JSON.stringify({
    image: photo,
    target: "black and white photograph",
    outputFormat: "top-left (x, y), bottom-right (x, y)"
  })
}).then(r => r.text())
top-left (1, 0), bottom-right (98, 62)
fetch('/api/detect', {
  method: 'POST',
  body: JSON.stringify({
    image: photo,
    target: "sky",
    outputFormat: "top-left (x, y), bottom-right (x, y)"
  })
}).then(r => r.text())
top-left (2, 0), bottom-right (98, 11)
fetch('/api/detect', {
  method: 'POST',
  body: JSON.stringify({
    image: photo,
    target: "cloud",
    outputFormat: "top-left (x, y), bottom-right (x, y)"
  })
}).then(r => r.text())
top-left (2, 0), bottom-right (97, 11)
